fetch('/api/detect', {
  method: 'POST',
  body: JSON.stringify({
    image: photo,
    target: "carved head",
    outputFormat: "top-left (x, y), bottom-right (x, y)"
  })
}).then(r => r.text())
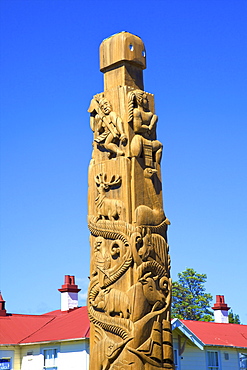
top-left (135, 90), bottom-right (149, 109)
top-left (99, 98), bottom-right (112, 115)
top-left (94, 236), bottom-right (105, 252)
top-left (139, 272), bottom-right (166, 307)
top-left (128, 90), bottom-right (149, 122)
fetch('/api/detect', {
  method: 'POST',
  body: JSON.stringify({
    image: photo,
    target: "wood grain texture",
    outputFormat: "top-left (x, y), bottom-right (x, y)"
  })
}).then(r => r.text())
top-left (87, 32), bottom-right (174, 370)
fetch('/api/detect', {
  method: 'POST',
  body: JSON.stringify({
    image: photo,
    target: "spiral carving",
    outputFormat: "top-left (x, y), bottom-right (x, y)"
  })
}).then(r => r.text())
top-left (137, 260), bottom-right (167, 279)
top-left (88, 217), bottom-right (133, 246)
top-left (88, 306), bottom-right (133, 340)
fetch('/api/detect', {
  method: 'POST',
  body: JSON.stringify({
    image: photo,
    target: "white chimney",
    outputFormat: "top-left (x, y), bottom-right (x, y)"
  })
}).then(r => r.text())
top-left (58, 275), bottom-right (81, 312)
top-left (212, 295), bottom-right (230, 323)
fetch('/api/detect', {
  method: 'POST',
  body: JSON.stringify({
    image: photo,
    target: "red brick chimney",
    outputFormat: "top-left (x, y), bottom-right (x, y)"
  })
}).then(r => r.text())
top-left (0, 292), bottom-right (7, 316)
top-left (58, 275), bottom-right (81, 312)
top-left (212, 295), bottom-right (230, 323)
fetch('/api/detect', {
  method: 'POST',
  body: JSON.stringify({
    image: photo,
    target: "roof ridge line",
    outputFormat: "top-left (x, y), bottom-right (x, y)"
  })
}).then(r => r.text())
top-left (18, 316), bottom-right (56, 344)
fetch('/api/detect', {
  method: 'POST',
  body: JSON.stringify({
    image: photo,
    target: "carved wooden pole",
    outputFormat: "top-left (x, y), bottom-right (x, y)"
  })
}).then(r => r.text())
top-left (87, 32), bottom-right (174, 370)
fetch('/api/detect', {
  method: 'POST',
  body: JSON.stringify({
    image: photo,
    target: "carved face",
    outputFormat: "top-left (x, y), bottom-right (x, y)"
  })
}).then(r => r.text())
top-left (141, 94), bottom-right (149, 109)
top-left (94, 236), bottom-right (104, 251)
top-left (136, 91), bottom-right (149, 110)
top-left (99, 99), bottom-right (112, 115)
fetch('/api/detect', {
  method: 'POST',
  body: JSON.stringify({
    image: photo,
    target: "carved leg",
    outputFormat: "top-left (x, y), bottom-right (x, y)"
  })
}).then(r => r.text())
top-left (105, 134), bottom-right (124, 156)
top-left (152, 140), bottom-right (163, 164)
top-left (131, 135), bottom-right (143, 158)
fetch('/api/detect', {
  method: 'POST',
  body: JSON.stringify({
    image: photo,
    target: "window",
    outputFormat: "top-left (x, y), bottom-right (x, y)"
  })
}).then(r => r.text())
top-left (173, 349), bottom-right (178, 369)
top-left (207, 351), bottom-right (219, 370)
top-left (0, 359), bottom-right (11, 370)
top-left (43, 349), bottom-right (57, 370)
top-left (224, 353), bottom-right (229, 360)
top-left (240, 353), bottom-right (247, 370)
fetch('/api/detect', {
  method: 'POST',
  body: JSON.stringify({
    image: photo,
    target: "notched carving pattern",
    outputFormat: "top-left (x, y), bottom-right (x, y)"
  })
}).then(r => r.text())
top-left (88, 35), bottom-right (174, 368)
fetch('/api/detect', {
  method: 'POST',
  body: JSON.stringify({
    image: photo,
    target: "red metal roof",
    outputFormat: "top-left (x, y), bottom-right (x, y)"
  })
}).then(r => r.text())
top-left (0, 307), bottom-right (90, 345)
top-left (181, 320), bottom-right (247, 348)
top-left (2, 308), bottom-right (247, 349)
top-left (0, 314), bottom-right (54, 345)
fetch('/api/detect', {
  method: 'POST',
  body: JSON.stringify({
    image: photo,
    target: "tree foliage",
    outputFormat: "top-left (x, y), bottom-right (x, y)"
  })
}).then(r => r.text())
top-left (228, 310), bottom-right (241, 324)
top-left (172, 268), bottom-right (213, 321)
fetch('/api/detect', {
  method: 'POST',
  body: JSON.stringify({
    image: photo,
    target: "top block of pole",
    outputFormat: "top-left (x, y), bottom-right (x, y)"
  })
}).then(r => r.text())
top-left (100, 31), bottom-right (146, 91)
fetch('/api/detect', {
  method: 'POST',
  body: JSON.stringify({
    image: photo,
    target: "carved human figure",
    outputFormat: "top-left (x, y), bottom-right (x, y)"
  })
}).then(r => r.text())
top-left (88, 32), bottom-right (174, 370)
top-left (88, 97), bottom-right (127, 157)
top-left (128, 90), bottom-right (163, 166)
top-left (92, 236), bottom-right (110, 287)
top-left (137, 229), bottom-right (153, 261)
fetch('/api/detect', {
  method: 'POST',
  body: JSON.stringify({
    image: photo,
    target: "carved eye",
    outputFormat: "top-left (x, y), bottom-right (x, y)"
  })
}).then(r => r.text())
top-left (149, 286), bottom-right (154, 291)
top-left (129, 44), bottom-right (134, 51)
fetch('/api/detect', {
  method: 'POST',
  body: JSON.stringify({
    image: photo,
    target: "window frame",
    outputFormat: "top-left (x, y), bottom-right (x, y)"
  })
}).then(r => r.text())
top-left (239, 352), bottom-right (247, 370)
top-left (206, 350), bottom-right (220, 370)
top-left (0, 358), bottom-right (11, 370)
top-left (173, 348), bottom-right (180, 370)
top-left (42, 347), bottom-right (59, 370)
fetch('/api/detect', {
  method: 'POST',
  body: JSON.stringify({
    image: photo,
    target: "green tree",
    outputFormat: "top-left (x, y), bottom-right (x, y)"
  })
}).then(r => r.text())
top-left (228, 310), bottom-right (241, 324)
top-left (172, 268), bottom-right (213, 321)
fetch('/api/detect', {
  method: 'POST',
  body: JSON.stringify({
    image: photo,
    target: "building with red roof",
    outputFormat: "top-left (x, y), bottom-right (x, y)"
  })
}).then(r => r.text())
top-left (0, 276), bottom-right (90, 370)
top-left (172, 312), bottom-right (247, 369)
top-left (1, 280), bottom-right (247, 370)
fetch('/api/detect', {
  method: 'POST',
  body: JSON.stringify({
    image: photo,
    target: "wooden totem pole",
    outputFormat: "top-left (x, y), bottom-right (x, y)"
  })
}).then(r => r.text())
top-left (87, 32), bottom-right (174, 370)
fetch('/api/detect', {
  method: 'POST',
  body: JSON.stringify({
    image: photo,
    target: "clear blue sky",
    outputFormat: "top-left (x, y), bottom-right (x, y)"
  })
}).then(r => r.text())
top-left (1, 1), bottom-right (246, 323)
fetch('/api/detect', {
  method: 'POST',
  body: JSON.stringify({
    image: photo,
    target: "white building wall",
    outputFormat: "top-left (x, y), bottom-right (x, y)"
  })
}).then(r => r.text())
top-left (19, 340), bottom-right (89, 370)
top-left (59, 340), bottom-right (89, 370)
top-left (179, 345), bottom-right (207, 370)
top-left (174, 342), bottom-right (247, 370)
top-left (206, 346), bottom-right (242, 370)
top-left (15, 337), bottom-right (247, 370)
top-left (172, 329), bottom-right (247, 370)
top-left (20, 345), bottom-right (43, 370)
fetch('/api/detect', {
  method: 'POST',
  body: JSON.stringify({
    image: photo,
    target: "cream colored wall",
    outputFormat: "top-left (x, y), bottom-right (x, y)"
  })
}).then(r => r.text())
top-left (0, 347), bottom-right (19, 370)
